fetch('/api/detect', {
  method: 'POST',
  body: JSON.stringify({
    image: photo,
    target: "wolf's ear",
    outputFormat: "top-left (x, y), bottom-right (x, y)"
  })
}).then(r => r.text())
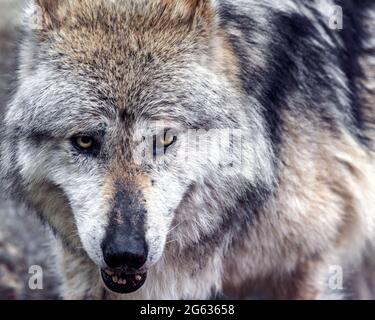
top-left (27, 0), bottom-right (66, 31)
top-left (166, 0), bottom-right (217, 24)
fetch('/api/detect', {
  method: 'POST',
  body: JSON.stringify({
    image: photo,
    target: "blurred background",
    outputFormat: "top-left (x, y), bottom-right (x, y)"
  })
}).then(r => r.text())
top-left (0, 0), bottom-right (58, 299)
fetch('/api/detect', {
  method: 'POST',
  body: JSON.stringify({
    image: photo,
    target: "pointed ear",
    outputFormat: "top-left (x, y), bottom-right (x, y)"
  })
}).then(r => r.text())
top-left (28, 0), bottom-right (65, 31)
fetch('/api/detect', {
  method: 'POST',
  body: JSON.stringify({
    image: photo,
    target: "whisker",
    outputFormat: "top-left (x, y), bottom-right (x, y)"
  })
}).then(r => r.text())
top-left (64, 231), bottom-right (80, 240)
top-left (165, 239), bottom-right (178, 245)
top-left (167, 220), bottom-right (185, 234)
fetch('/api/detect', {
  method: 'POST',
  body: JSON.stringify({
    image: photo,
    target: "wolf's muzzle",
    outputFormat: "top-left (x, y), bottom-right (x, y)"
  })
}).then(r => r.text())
top-left (100, 182), bottom-right (149, 293)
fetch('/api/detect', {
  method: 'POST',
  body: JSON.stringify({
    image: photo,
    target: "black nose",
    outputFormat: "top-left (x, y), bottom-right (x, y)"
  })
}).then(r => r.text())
top-left (102, 233), bottom-right (148, 270)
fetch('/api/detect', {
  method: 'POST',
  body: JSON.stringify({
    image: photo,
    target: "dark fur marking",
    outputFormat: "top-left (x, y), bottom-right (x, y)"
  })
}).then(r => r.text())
top-left (104, 181), bottom-right (147, 238)
top-left (333, 0), bottom-right (375, 146)
top-left (219, 1), bottom-right (373, 154)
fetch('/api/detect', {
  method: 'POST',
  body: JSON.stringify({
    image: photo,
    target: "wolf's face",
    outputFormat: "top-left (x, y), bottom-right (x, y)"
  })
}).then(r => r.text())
top-left (1, 0), bottom-right (273, 294)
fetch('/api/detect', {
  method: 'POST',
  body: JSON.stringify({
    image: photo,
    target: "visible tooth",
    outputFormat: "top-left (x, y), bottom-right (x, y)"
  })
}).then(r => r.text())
top-left (105, 270), bottom-right (114, 276)
top-left (112, 276), bottom-right (118, 283)
top-left (135, 275), bottom-right (142, 281)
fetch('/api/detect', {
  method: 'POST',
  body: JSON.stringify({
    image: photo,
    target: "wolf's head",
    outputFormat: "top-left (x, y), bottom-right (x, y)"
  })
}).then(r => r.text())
top-left (1, 0), bottom-right (274, 294)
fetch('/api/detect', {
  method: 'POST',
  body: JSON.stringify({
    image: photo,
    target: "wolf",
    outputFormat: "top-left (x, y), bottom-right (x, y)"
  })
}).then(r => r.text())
top-left (1, 0), bottom-right (375, 299)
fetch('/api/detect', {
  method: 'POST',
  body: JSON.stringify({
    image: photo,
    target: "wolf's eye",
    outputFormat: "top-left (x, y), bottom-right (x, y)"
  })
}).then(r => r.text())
top-left (160, 130), bottom-right (176, 148)
top-left (72, 135), bottom-right (98, 154)
top-left (75, 136), bottom-right (94, 149)
top-left (153, 129), bottom-right (177, 159)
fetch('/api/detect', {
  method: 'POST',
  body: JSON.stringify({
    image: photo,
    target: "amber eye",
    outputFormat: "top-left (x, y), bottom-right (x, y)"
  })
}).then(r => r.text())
top-left (160, 130), bottom-right (176, 148)
top-left (153, 129), bottom-right (177, 159)
top-left (74, 136), bottom-right (94, 150)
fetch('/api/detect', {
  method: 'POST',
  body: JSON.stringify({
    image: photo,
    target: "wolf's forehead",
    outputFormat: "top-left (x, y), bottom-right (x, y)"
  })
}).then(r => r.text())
top-left (26, 0), bottom-right (233, 128)
top-left (49, 0), bottom-right (205, 70)
top-left (48, 44), bottom-right (200, 121)
top-left (46, 5), bottom-right (206, 115)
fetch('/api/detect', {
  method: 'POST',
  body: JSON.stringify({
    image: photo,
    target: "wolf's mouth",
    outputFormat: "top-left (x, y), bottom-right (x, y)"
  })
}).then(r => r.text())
top-left (101, 268), bottom-right (147, 294)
